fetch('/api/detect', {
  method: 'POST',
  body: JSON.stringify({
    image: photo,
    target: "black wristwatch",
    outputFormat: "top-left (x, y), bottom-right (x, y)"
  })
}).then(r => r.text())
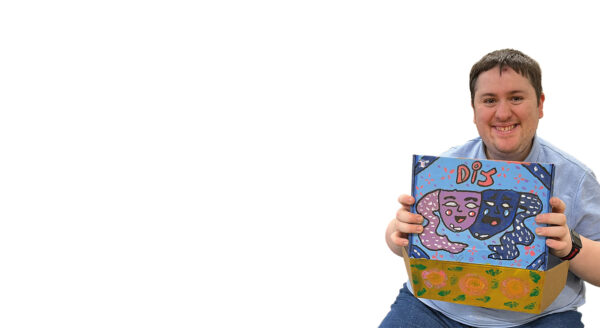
top-left (560, 229), bottom-right (583, 261)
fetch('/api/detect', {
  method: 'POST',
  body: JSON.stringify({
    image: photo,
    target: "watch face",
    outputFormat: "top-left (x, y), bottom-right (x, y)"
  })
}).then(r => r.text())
top-left (571, 229), bottom-right (583, 248)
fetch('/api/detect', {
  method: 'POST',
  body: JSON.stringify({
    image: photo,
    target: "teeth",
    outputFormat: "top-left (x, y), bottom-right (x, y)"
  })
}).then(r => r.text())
top-left (497, 125), bottom-right (515, 132)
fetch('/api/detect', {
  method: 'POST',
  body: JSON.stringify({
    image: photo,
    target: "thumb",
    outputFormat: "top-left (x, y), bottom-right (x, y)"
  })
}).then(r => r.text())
top-left (550, 197), bottom-right (566, 214)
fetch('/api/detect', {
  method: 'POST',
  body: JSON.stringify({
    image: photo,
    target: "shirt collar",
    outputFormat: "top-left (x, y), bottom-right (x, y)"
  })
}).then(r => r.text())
top-left (524, 135), bottom-right (541, 163)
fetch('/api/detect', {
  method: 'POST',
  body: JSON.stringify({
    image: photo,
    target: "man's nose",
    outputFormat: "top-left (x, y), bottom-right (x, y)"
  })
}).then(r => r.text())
top-left (495, 100), bottom-right (512, 120)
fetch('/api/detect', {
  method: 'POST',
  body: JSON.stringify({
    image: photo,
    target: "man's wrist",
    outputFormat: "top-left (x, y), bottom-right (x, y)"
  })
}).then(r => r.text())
top-left (560, 229), bottom-right (582, 261)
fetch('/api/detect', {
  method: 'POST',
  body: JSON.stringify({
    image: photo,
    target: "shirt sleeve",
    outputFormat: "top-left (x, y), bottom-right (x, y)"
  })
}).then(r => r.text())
top-left (571, 170), bottom-right (600, 241)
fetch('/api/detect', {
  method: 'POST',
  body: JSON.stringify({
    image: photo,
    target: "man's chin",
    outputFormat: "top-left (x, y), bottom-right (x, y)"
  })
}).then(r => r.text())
top-left (484, 142), bottom-right (519, 159)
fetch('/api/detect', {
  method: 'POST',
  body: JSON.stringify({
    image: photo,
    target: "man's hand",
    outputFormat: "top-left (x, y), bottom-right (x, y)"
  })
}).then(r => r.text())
top-left (534, 197), bottom-right (572, 258)
top-left (385, 194), bottom-right (424, 256)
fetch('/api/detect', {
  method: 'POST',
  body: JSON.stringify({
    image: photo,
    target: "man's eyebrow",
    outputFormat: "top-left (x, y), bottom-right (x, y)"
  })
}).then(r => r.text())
top-left (478, 90), bottom-right (526, 98)
top-left (478, 92), bottom-right (497, 98)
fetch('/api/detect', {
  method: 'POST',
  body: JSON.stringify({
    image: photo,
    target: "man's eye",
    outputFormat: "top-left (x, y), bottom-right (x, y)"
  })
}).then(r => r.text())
top-left (443, 201), bottom-right (458, 207)
top-left (511, 96), bottom-right (524, 102)
top-left (486, 201), bottom-right (495, 206)
top-left (483, 98), bottom-right (496, 104)
top-left (465, 203), bottom-right (478, 209)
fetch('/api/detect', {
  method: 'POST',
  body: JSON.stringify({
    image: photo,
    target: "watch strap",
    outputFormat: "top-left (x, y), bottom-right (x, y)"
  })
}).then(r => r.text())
top-left (560, 246), bottom-right (580, 261)
top-left (560, 229), bottom-right (582, 261)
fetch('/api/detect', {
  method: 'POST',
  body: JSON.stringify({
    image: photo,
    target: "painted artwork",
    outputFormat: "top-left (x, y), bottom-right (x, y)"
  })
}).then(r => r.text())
top-left (407, 257), bottom-right (550, 313)
top-left (409, 155), bottom-right (555, 271)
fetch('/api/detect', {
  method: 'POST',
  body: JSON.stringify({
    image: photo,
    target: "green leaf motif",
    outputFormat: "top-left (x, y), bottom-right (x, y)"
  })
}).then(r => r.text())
top-left (491, 279), bottom-right (499, 289)
top-left (453, 294), bottom-right (466, 302)
top-left (504, 301), bottom-right (519, 308)
top-left (476, 296), bottom-right (491, 303)
top-left (485, 269), bottom-right (502, 276)
top-left (530, 287), bottom-right (540, 297)
top-left (412, 273), bottom-right (419, 285)
top-left (417, 288), bottom-right (427, 296)
top-left (411, 264), bottom-right (427, 270)
top-left (437, 290), bottom-right (451, 297)
top-left (530, 272), bottom-right (541, 283)
top-left (447, 266), bottom-right (463, 271)
top-left (524, 302), bottom-right (537, 310)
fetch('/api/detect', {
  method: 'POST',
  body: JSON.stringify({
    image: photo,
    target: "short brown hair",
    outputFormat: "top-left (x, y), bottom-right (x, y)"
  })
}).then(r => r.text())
top-left (469, 49), bottom-right (543, 105)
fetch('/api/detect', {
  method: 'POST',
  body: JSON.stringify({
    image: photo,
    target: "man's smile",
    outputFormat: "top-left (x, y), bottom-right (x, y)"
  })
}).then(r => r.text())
top-left (494, 124), bottom-right (519, 133)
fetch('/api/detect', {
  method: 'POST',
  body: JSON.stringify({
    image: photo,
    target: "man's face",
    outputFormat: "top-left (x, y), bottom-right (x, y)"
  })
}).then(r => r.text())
top-left (472, 66), bottom-right (544, 161)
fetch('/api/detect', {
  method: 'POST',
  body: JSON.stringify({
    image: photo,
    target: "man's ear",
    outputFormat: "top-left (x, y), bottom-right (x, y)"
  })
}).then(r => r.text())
top-left (472, 103), bottom-right (476, 123)
top-left (538, 93), bottom-right (545, 119)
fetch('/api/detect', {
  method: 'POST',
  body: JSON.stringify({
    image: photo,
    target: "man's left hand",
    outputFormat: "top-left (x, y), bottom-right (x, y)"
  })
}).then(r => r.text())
top-left (535, 197), bottom-right (572, 258)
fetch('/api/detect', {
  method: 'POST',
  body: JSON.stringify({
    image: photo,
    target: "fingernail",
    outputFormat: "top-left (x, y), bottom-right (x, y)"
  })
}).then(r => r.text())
top-left (536, 228), bottom-right (542, 234)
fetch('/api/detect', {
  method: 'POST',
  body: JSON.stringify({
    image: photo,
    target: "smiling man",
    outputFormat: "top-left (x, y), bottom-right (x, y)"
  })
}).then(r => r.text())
top-left (471, 57), bottom-right (545, 162)
top-left (381, 49), bottom-right (600, 327)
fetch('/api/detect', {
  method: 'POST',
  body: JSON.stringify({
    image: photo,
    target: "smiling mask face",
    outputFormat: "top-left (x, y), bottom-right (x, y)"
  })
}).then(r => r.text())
top-left (469, 189), bottom-right (519, 240)
top-left (439, 190), bottom-right (481, 232)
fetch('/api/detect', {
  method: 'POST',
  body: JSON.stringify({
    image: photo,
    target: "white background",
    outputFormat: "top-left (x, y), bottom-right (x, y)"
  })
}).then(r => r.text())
top-left (1, 1), bottom-right (599, 327)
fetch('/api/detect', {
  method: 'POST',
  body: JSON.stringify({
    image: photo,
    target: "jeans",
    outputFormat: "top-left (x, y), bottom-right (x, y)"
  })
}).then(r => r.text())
top-left (379, 284), bottom-right (583, 328)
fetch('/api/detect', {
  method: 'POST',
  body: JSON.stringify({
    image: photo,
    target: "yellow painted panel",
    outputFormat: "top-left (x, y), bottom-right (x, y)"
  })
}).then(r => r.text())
top-left (409, 257), bottom-right (546, 313)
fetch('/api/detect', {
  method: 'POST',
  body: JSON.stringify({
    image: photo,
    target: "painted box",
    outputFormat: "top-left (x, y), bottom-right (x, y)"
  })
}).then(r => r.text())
top-left (405, 155), bottom-right (569, 313)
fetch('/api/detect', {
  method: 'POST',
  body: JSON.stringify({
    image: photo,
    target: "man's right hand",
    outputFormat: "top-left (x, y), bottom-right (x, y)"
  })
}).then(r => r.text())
top-left (385, 194), bottom-right (424, 256)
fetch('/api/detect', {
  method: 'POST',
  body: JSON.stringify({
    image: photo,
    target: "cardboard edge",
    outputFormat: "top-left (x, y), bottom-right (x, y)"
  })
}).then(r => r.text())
top-left (401, 246), bottom-right (411, 281)
top-left (539, 260), bottom-right (570, 311)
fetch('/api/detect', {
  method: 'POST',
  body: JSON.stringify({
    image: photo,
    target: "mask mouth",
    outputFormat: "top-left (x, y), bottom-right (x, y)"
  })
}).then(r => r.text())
top-left (472, 232), bottom-right (490, 240)
top-left (448, 224), bottom-right (462, 231)
top-left (482, 215), bottom-right (500, 226)
top-left (455, 216), bottom-right (466, 223)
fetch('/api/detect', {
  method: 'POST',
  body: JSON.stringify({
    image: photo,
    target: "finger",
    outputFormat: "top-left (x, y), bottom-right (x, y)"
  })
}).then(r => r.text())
top-left (390, 231), bottom-right (409, 247)
top-left (398, 194), bottom-right (415, 209)
top-left (396, 209), bottom-right (423, 224)
top-left (545, 238), bottom-right (570, 254)
top-left (550, 197), bottom-right (566, 214)
top-left (535, 213), bottom-right (567, 226)
top-left (536, 225), bottom-right (569, 239)
top-left (395, 221), bottom-right (424, 235)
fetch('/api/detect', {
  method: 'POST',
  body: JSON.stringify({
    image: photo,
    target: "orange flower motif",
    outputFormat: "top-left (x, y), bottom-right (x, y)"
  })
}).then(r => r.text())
top-left (501, 277), bottom-right (531, 299)
top-left (458, 273), bottom-right (489, 297)
top-left (421, 269), bottom-right (447, 289)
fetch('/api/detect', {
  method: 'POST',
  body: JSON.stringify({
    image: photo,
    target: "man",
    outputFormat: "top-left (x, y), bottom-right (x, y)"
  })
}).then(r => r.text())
top-left (381, 49), bottom-right (600, 327)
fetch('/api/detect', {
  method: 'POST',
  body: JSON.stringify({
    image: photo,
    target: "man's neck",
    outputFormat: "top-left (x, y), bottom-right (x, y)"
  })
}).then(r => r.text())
top-left (484, 143), bottom-right (533, 162)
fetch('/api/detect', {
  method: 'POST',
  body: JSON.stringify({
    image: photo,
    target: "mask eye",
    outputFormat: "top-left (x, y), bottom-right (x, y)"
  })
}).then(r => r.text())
top-left (501, 203), bottom-right (511, 208)
top-left (443, 201), bottom-right (458, 207)
top-left (486, 201), bottom-right (495, 206)
top-left (465, 203), bottom-right (478, 209)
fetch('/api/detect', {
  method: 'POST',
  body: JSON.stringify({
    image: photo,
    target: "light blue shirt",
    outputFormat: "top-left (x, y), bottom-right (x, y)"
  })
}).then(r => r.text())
top-left (407, 136), bottom-right (600, 327)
